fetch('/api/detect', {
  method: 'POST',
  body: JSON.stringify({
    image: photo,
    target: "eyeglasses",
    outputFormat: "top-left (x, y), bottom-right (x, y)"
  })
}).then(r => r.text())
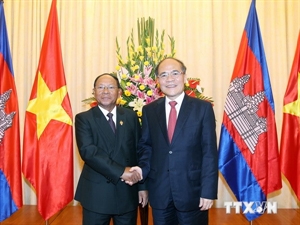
top-left (95, 86), bottom-right (118, 92)
top-left (157, 70), bottom-right (184, 80)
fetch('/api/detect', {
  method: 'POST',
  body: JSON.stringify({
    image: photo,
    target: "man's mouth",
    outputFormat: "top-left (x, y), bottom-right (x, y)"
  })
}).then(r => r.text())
top-left (166, 84), bottom-right (176, 88)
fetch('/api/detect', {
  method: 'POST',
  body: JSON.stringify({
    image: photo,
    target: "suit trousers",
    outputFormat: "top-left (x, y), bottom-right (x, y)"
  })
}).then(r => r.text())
top-left (82, 207), bottom-right (138, 225)
top-left (151, 193), bottom-right (208, 225)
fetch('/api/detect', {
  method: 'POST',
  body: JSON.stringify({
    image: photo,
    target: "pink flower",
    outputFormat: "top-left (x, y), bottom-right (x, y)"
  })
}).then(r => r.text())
top-left (144, 65), bottom-right (153, 76)
top-left (137, 90), bottom-right (145, 99)
top-left (145, 96), bottom-right (153, 104)
top-left (127, 84), bottom-right (138, 95)
top-left (143, 78), bottom-right (157, 89)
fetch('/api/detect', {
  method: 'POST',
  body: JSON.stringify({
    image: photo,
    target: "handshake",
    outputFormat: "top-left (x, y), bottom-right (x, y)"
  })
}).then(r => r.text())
top-left (120, 166), bottom-right (143, 186)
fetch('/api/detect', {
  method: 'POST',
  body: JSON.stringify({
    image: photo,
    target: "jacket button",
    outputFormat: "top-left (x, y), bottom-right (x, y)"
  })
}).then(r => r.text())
top-left (169, 151), bottom-right (173, 154)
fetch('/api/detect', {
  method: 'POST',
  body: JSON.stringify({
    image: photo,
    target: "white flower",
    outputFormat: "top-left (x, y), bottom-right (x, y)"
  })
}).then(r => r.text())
top-left (196, 85), bottom-right (203, 94)
top-left (128, 98), bottom-right (146, 112)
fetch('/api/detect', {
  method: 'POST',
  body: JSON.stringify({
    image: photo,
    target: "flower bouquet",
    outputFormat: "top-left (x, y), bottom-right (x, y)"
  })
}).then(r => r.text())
top-left (115, 17), bottom-right (175, 117)
top-left (83, 17), bottom-right (213, 116)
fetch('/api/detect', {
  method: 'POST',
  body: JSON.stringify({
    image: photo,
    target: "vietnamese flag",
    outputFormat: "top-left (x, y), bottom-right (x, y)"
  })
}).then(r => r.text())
top-left (22, 0), bottom-right (73, 220)
top-left (0, 1), bottom-right (23, 221)
top-left (280, 31), bottom-right (300, 201)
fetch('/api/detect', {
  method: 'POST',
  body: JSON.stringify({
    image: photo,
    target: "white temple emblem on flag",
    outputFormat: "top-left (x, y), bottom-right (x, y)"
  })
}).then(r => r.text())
top-left (0, 89), bottom-right (16, 143)
top-left (224, 74), bottom-right (267, 154)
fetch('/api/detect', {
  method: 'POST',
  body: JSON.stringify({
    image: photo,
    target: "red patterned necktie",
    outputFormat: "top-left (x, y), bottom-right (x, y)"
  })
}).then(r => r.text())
top-left (168, 101), bottom-right (177, 142)
top-left (107, 112), bottom-right (116, 133)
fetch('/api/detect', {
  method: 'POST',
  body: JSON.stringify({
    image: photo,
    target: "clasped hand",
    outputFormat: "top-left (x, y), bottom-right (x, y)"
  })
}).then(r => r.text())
top-left (120, 166), bottom-right (143, 186)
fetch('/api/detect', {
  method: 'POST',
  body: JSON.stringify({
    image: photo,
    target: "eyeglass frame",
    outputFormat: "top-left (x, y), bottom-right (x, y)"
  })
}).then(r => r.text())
top-left (94, 85), bottom-right (119, 92)
top-left (157, 70), bottom-right (185, 80)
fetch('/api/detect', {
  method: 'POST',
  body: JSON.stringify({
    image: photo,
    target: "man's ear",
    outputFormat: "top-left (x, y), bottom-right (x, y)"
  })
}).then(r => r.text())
top-left (184, 73), bottom-right (188, 84)
top-left (118, 89), bottom-right (122, 97)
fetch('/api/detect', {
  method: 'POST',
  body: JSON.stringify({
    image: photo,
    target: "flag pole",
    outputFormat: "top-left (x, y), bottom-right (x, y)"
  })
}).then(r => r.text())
top-left (45, 220), bottom-right (48, 225)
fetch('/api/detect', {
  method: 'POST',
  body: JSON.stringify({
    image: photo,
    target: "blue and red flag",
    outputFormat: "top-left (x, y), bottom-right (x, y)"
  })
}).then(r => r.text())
top-left (0, 0), bottom-right (23, 222)
top-left (218, 0), bottom-right (282, 221)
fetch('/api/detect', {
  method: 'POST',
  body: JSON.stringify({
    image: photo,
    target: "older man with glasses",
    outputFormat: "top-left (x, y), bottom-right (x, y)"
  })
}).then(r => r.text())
top-left (74, 73), bottom-right (148, 225)
top-left (134, 58), bottom-right (218, 225)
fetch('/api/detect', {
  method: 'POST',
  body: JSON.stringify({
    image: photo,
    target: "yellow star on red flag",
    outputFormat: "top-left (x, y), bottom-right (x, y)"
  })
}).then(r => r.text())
top-left (283, 72), bottom-right (300, 117)
top-left (22, 0), bottom-right (74, 220)
top-left (26, 71), bottom-right (72, 138)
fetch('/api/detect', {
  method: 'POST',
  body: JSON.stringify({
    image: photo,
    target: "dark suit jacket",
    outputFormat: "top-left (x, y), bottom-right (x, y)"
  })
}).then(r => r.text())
top-left (74, 106), bottom-right (144, 214)
top-left (138, 94), bottom-right (218, 211)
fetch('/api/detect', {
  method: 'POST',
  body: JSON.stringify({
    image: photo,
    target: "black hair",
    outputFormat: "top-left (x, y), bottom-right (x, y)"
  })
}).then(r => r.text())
top-left (154, 57), bottom-right (187, 76)
top-left (93, 73), bottom-right (121, 89)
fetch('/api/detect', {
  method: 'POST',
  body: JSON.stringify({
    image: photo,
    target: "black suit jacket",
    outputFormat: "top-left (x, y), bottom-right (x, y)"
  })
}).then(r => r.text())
top-left (74, 106), bottom-right (144, 214)
top-left (138, 95), bottom-right (218, 211)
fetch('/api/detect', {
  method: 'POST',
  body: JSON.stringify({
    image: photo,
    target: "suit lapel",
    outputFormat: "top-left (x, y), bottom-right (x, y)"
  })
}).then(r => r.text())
top-left (114, 107), bottom-right (126, 157)
top-left (92, 107), bottom-right (116, 154)
top-left (154, 97), bottom-right (169, 144)
top-left (172, 95), bottom-right (193, 143)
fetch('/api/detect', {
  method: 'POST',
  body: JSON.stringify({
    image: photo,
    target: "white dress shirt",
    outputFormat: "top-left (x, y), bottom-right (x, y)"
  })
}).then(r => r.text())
top-left (165, 92), bottom-right (185, 127)
top-left (98, 105), bottom-right (117, 125)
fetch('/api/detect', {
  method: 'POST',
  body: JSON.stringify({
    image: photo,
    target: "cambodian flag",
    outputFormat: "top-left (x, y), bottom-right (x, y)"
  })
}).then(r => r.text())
top-left (0, 0), bottom-right (23, 222)
top-left (218, 0), bottom-right (282, 221)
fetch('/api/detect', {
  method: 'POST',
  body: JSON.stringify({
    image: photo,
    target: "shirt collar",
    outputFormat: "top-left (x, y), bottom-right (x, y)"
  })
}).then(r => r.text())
top-left (98, 105), bottom-right (117, 117)
top-left (165, 92), bottom-right (185, 105)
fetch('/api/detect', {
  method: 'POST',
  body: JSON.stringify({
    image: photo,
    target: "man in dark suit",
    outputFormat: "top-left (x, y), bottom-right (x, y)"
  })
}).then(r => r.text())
top-left (75, 73), bottom-right (148, 225)
top-left (136, 58), bottom-right (218, 225)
